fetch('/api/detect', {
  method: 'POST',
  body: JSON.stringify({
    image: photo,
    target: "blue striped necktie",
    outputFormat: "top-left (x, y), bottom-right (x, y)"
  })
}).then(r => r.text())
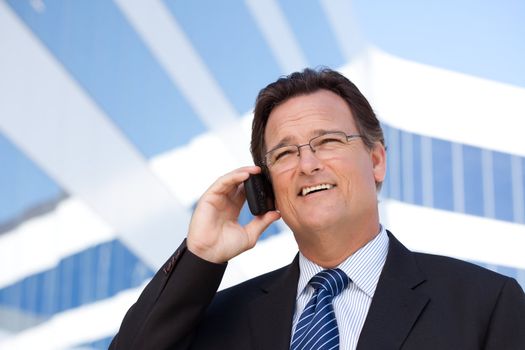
top-left (291, 268), bottom-right (350, 350)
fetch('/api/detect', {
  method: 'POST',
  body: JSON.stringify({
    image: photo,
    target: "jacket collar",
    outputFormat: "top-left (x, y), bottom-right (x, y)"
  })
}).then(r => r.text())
top-left (357, 231), bottom-right (429, 349)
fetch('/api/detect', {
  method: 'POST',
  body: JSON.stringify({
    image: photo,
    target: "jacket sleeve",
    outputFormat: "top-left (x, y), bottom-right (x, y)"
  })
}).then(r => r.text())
top-left (109, 239), bottom-right (227, 350)
top-left (483, 277), bottom-right (525, 349)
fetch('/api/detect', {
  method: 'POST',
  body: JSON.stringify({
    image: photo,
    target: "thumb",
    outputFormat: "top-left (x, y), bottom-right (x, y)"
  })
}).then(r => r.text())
top-left (244, 211), bottom-right (281, 246)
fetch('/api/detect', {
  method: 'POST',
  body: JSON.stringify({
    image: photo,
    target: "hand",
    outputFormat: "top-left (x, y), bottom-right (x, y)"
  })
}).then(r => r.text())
top-left (187, 166), bottom-right (281, 263)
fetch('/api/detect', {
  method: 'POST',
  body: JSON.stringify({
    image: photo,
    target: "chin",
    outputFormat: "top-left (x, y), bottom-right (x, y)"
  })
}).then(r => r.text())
top-left (280, 199), bottom-right (344, 230)
top-left (305, 202), bottom-right (341, 217)
top-left (298, 212), bottom-right (342, 232)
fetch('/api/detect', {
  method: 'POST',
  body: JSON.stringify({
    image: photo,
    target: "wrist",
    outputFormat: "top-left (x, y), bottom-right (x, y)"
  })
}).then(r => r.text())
top-left (187, 240), bottom-right (228, 264)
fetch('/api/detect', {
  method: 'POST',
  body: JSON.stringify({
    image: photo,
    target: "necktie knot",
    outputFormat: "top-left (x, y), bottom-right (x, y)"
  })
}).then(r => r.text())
top-left (309, 268), bottom-right (349, 298)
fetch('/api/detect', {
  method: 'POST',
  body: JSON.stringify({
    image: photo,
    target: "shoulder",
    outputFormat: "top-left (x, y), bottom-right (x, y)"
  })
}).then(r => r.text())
top-left (412, 251), bottom-right (525, 304)
top-left (386, 231), bottom-right (523, 301)
top-left (413, 251), bottom-right (505, 282)
top-left (415, 252), bottom-right (514, 286)
top-left (387, 231), bottom-right (513, 286)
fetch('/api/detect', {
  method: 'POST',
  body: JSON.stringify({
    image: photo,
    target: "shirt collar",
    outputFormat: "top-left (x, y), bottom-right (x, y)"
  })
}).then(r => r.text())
top-left (296, 225), bottom-right (389, 299)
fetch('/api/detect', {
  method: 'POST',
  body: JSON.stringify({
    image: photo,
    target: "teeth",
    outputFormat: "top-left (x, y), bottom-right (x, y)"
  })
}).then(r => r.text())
top-left (301, 184), bottom-right (334, 196)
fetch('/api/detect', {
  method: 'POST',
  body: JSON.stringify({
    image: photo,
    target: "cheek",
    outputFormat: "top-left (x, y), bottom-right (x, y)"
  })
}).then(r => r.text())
top-left (272, 175), bottom-right (301, 220)
top-left (339, 172), bottom-right (356, 208)
top-left (271, 175), bottom-right (292, 206)
top-left (335, 161), bottom-right (375, 197)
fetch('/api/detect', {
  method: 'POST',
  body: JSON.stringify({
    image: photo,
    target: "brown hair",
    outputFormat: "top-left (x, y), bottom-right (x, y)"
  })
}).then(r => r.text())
top-left (250, 67), bottom-right (385, 188)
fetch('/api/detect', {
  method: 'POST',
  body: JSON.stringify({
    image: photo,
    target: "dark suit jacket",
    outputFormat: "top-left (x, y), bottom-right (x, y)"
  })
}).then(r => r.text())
top-left (110, 232), bottom-right (525, 349)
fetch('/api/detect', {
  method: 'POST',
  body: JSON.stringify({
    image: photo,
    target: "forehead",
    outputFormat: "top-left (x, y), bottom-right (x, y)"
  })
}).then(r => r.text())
top-left (264, 90), bottom-right (357, 146)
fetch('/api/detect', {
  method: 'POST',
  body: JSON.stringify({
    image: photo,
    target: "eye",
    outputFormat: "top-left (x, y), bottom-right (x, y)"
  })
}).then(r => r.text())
top-left (317, 135), bottom-right (345, 146)
top-left (273, 148), bottom-right (295, 161)
top-left (321, 137), bottom-right (343, 144)
top-left (270, 146), bottom-right (299, 164)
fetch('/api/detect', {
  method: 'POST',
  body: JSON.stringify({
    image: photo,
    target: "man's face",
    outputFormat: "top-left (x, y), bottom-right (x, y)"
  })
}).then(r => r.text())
top-left (264, 89), bottom-right (386, 244)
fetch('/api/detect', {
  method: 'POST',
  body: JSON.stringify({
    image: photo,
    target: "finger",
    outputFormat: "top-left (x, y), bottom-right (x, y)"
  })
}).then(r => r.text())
top-left (244, 211), bottom-right (281, 246)
top-left (231, 182), bottom-right (247, 208)
top-left (208, 166), bottom-right (261, 196)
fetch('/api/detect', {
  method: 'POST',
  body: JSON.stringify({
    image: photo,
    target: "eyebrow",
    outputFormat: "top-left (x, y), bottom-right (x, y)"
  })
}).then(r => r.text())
top-left (267, 129), bottom-right (343, 152)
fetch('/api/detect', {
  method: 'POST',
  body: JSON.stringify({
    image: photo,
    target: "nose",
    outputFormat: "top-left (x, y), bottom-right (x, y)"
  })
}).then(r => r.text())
top-left (297, 144), bottom-right (323, 174)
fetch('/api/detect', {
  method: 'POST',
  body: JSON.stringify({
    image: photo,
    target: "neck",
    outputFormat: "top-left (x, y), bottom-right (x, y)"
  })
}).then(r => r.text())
top-left (295, 219), bottom-right (381, 269)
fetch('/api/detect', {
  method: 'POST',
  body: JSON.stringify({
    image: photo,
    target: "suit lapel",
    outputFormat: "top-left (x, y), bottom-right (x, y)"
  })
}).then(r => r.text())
top-left (357, 232), bottom-right (429, 350)
top-left (248, 255), bottom-right (300, 350)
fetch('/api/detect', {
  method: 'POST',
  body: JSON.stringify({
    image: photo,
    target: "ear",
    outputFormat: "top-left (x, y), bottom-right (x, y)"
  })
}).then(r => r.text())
top-left (370, 142), bottom-right (386, 183)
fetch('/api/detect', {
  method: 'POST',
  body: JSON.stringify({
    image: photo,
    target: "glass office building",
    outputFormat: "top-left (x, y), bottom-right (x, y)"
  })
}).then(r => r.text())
top-left (1, 1), bottom-right (524, 348)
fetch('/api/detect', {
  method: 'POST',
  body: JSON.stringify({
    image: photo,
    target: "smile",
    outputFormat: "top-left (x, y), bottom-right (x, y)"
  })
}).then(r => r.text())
top-left (300, 184), bottom-right (335, 196)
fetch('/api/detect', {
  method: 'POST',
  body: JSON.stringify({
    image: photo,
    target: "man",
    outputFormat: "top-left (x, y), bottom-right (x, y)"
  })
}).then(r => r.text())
top-left (110, 68), bottom-right (525, 349)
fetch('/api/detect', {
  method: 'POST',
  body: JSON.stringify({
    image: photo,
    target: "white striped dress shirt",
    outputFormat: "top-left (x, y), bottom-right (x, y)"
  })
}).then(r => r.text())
top-left (291, 226), bottom-right (389, 350)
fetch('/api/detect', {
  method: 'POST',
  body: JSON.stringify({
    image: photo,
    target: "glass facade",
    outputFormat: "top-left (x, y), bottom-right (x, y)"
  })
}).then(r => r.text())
top-left (1, 1), bottom-right (523, 348)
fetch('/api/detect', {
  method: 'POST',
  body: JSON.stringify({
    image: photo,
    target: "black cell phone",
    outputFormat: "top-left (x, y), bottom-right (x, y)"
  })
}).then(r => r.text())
top-left (243, 173), bottom-right (275, 216)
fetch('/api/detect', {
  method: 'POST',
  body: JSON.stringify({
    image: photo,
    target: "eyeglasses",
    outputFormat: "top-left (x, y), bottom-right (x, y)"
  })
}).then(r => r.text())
top-left (263, 131), bottom-right (362, 172)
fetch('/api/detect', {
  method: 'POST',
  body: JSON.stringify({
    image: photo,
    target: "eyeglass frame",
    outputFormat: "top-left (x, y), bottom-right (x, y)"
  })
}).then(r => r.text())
top-left (262, 131), bottom-right (363, 171)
